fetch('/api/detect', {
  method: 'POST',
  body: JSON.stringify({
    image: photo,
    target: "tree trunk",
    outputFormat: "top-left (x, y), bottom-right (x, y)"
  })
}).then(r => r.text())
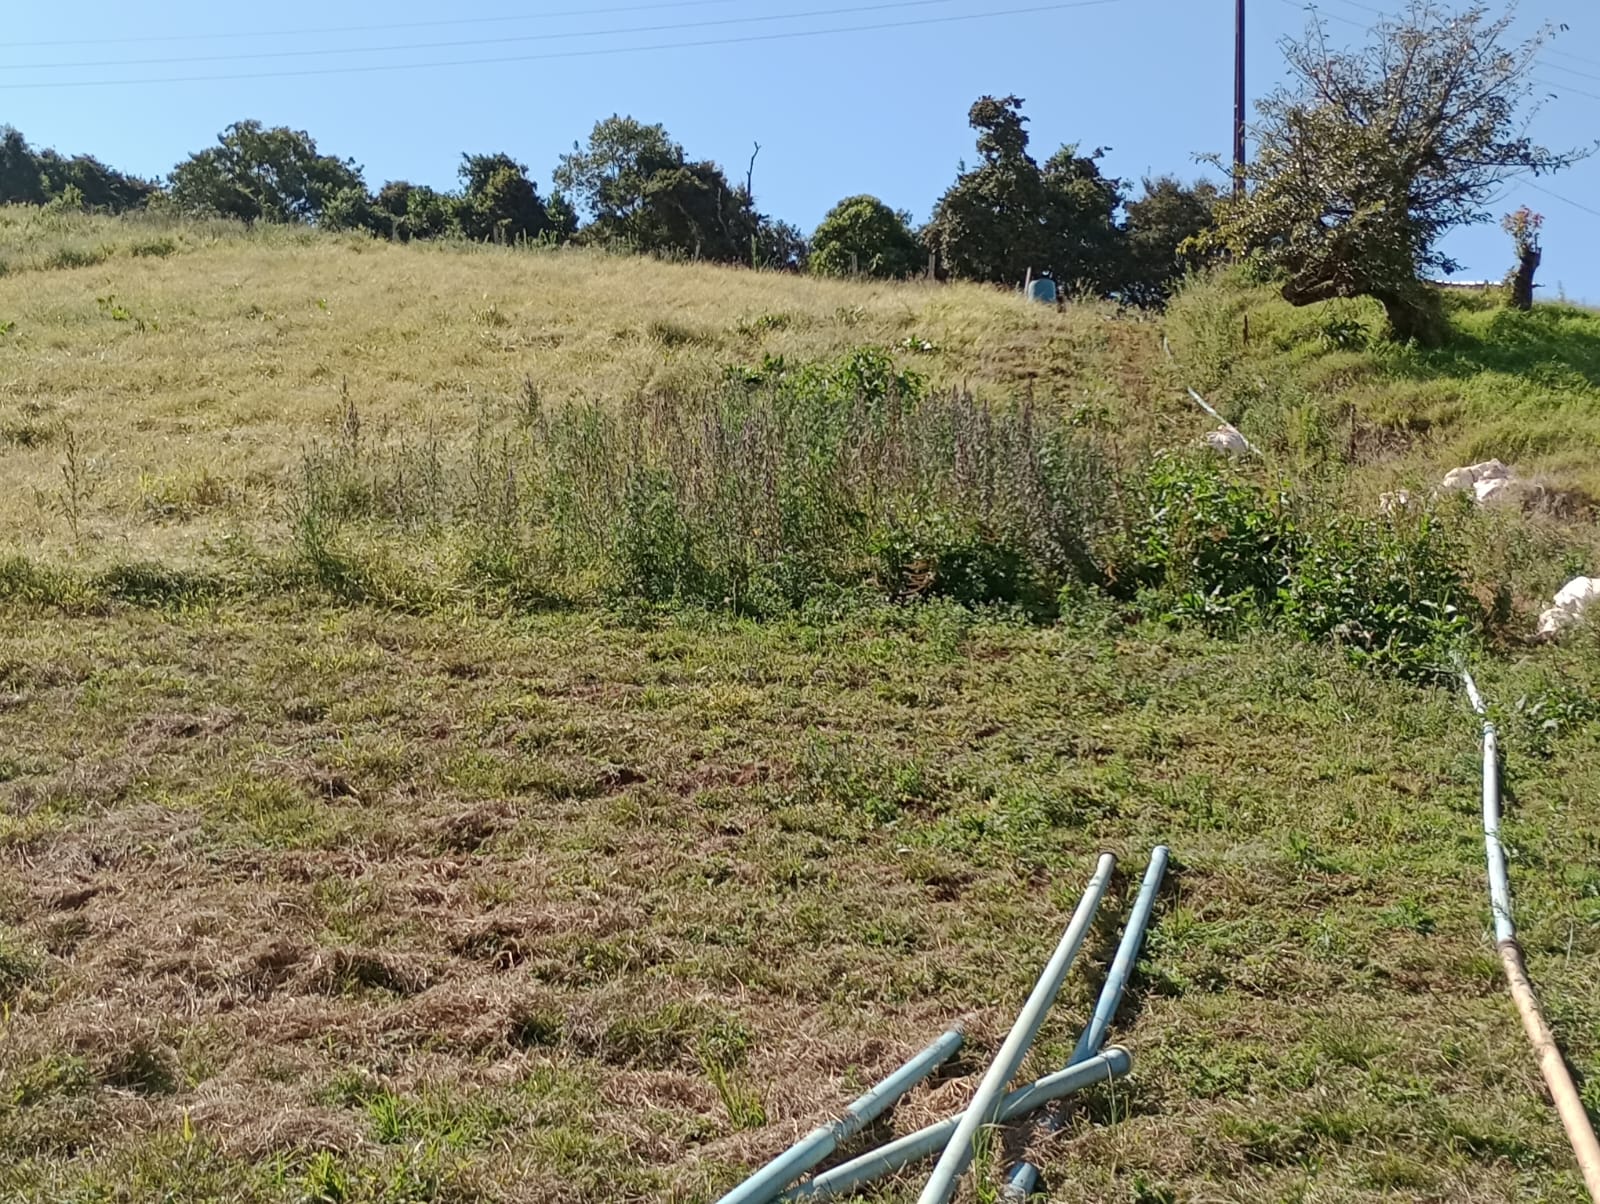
top-left (1510, 245), bottom-right (1541, 311)
top-left (1373, 287), bottom-right (1448, 348)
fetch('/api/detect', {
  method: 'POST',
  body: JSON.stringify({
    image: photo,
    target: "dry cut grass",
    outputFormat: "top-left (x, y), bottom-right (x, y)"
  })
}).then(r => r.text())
top-left (2, 600), bottom-right (1597, 1201)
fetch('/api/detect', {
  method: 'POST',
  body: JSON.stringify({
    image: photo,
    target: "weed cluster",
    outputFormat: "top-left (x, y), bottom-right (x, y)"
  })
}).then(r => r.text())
top-left (284, 348), bottom-right (1114, 617)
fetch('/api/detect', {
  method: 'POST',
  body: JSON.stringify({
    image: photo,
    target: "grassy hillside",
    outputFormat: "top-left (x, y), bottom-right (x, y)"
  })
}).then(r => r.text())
top-left (0, 205), bottom-right (1145, 569)
top-left (1166, 273), bottom-right (1600, 498)
top-left (4, 209), bottom-right (1600, 1203)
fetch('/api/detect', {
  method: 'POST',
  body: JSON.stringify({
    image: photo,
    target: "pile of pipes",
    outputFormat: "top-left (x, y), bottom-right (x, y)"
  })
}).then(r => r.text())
top-left (716, 848), bottom-right (1168, 1204)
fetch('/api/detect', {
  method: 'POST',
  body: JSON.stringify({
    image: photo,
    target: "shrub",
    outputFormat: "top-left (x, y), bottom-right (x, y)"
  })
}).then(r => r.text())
top-left (1126, 454), bottom-right (1297, 622)
top-left (1278, 510), bottom-right (1473, 679)
top-left (1124, 455), bottom-right (1475, 678)
top-left (809, 195), bottom-right (922, 279)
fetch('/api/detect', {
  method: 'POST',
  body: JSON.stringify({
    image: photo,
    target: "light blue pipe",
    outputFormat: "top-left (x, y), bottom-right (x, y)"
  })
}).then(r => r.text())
top-left (780, 1047), bottom-right (1132, 1203)
top-left (714, 1025), bottom-right (965, 1204)
top-left (916, 852), bottom-right (1117, 1204)
top-left (1002, 846), bottom-right (1170, 1201)
top-left (1463, 672), bottom-right (1515, 943)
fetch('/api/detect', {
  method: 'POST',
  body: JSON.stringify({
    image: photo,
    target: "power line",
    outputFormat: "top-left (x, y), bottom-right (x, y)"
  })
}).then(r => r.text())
top-left (1273, 1), bottom-right (1366, 31)
top-left (1532, 76), bottom-right (1600, 102)
top-left (7, 0), bottom-right (972, 71)
top-left (1545, 46), bottom-right (1600, 73)
top-left (0, 0), bottom-right (741, 49)
top-left (1523, 178), bottom-right (1600, 219)
top-left (0, 0), bottom-right (1120, 91)
top-left (1318, 0), bottom-right (1387, 15)
top-left (1537, 59), bottom-right (1600, 84)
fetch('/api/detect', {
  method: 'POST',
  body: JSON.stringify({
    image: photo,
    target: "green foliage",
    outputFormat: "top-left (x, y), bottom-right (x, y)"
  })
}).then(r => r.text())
top-left (277, 349), bottom-right (1110, 616)
top-left (554, 115), bottom-right (781, 263)
top-left (1123, 176), bottom-right (1220, 307)
top-left (0, 932), bottom-right (42, 1004)
top-left (1204, 4), bottom-right (1577, 345)
top-left (702, 1058), bottom-right (766, 1131)
top-left (1129, 454), bottom-right (1297, 623)
top-left (321, 186), bottom-right (378, 235)
top-left (1126, 455), bottom-right (1475, 678)
top-left (809, 195), bottom-right (921, 278)
top-left (1, 125), bottom-right (157, 213)
top-left (925, 96), bottom-right (1123, 294)
top-left (169, 121), bottom-right (367, 225)
top-left (456, 153), bottom-right (550, 244)
top-left (1279, 511), bottom-right (1473, 679)
top-left (373, 180), bottom-right (459, 241)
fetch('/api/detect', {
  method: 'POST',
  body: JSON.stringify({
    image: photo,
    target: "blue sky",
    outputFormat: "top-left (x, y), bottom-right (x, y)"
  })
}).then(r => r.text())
top-left (3, 0), bottom-right (1597, 298)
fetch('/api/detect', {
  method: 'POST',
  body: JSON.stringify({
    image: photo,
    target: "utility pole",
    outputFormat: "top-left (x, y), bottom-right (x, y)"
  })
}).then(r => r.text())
top-left (1234, 0), bottom-right (1247, 198)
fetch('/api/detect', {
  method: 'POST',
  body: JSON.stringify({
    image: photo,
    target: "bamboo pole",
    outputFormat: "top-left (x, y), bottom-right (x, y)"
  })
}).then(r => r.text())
top-left (1463, 671), bottom-right (1600, 1203)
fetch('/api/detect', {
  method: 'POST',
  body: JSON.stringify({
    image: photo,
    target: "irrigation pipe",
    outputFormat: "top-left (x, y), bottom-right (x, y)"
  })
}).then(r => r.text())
top-left (1160, 336), bottom-right (1261, 456)
top-left (1463, 671), bottom-right (1600, 1202)
top-left (916, 852), bottom-right (1117, 1204)
top-left (1001, 846), bottom-right (1170, 1202)
top-left (779, 1047), bottom-right (1132, 1203)
top-left (714, 1024), bottom-right (966, 1204)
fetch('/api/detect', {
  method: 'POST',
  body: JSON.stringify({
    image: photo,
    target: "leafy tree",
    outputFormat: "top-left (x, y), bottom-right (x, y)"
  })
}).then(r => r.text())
top-left (373, 180), bottom-right (418, 239)
top-left (1203, 2), bottom-right (1581, 345)
top-left (924, 96), bottom-right (1125, 294)
top-left (925, 97), bottom-right (1051, 284)
top-left (1, 126), bottom-right (156, 211)
top-left (554, 116), bottom-right (683, 246)
top-left (1501, 206), bottom-right (1543, 311)
top-left (1121, 176), bottom-right (1220, 307)
top-left (1039, 145), bottom-right (1124, 295)
top-left (755, 218), bottom-right (808, 271)
top-left (545, 192), bottom-right (580, 242)
top-left (169, 121), bottom-right (366, 225)
top-left (809, 195), bottom-right (920, 278)
top-left (321, 186), bottom-right (378, 234)
top-left (554, 116), bottom-right (764, 262)
top-left (373, 180), bottom-right (459, 241)
top-left (37, 150), bottom-right (158, 212)
top-left (457, 152), bottom-right (549, 243)
top-left (0, 126), bottom-right (45, 205)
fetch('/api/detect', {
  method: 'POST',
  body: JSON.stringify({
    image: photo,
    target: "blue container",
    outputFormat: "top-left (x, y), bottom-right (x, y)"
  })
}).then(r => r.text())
top-left (1027, 278), bottom-right (1058, 305)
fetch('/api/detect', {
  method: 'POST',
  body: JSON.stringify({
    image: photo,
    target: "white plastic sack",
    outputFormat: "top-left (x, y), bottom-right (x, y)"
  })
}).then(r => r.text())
top-left (1537, 576), bottom-right (1600, 637)
top-left (1474, 477), bottom-right (1513, 504)
top-left (1442, 459), bottom-right (1511, 492)
top-left (1204, 425), bottom-right (1249, 457)
top-left (1553, 576), bottom-right (1600, 610)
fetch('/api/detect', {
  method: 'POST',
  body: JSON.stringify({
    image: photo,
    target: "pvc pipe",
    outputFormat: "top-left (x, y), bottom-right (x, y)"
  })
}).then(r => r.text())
top-left (1463, 672), bottom-right (1513, 943)
top-left (916, 853), bottom-right (1116, 1204)
top-left (780, 1047), bottom-right (1132, 1203)
top-left (1463, 671), bottom-right (1600, 1202)
top-left (1002, 846), bottom-right (1169, 1201)
top-left (1159, 336), bottom-right (1261, 456)
top-left (714, 1025), bottom-right (966, 1204)
top-left (1072, 847), bottom-right (1168, 1062)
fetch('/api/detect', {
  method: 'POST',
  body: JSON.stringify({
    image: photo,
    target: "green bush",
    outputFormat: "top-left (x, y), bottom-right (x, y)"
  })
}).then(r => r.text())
top-left (276, 348), bottom-right (1112, 616)
top-left (1128, 454), bottom-right (1297, 622)
top-left (1278, 511), bottom-right (1473, 679)
top-left (1124, 456), bottom-right (1475, 678)
top-left (809, 195), bottom-right (923, 279)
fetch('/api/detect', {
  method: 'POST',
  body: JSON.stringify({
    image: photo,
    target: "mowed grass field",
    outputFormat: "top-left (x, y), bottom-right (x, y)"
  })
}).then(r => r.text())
top-left (3, 209), bottom-right (1600, 1202)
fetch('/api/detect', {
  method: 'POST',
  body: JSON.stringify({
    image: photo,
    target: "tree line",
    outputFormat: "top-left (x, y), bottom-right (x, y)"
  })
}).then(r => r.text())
top-left (0, 2), bottom-right (1577, 343)
top-left (0, 100), bottom-right (1217, 307)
